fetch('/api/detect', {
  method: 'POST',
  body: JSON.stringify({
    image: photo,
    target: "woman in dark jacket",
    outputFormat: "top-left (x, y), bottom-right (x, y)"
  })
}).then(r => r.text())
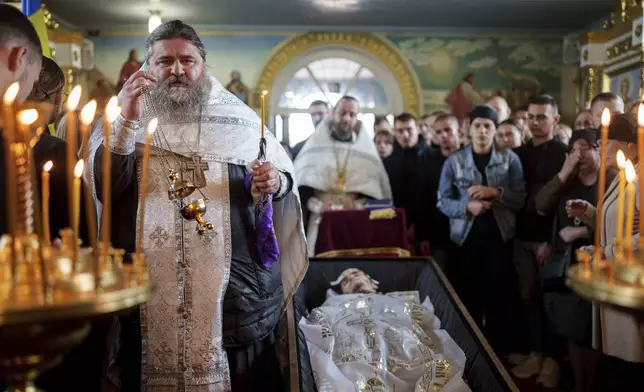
top-left (535, 128), bottom-right (617, 392)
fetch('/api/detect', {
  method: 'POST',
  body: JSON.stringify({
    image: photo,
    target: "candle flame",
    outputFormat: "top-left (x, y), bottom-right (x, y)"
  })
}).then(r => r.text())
top-left (17, 109), bottom-right (38, 125)
top-left (3, 82), bottom-right (19, 105)
top-left (601, 108), bottom-right (611, 127)
top-left (262, 90), bottom-right (268, 96)
top-left (44, 161), bottom-right (53, 172)
top-left (638, 104), bottom-right (644, 127)
top-left (617, 150), bottom-right (626, 169)
top-left (74, 159), bottom-right (84, 178)
top-left (80, 100), bottom-right (97, 125)
top-left (67, 85), bottom-right (82, 111)
top-left (105, 96), bottom-right (120, 123)
top-left (626, 160), bottom-right (636, 183)
top-left (147, 117), bottom-right (158, 135)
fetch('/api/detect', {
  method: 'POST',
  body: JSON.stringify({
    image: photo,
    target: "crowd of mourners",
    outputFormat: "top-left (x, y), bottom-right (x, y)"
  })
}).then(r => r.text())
top-left (285, 92), bottom-right (642, 392)
top-left (374, 92), bottom-right (643, 392)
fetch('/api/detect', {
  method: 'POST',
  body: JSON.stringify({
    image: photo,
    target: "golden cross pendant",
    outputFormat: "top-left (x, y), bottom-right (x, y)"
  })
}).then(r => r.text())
top-left (336, 176), bottom-right (345, 193)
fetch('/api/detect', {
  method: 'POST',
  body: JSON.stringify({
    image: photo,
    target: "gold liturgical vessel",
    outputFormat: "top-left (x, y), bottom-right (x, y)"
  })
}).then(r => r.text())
top-left (167, 169), bottom-right (196, 200)
top-left (0, 84), bottom-right (153, 391)
top-left (180, 199), bottom-right (214, 235)
top-left (140, 89), bottom-right (213, 236)
top-left (567, 108), bottom-right (644, 310)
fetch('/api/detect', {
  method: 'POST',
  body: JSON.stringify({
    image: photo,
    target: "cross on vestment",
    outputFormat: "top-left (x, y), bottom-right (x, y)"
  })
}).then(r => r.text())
top-left (182, 154), bottom-right (209, 188)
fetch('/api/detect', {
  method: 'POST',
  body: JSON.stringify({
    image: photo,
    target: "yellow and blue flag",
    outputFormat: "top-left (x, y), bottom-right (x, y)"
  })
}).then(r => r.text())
top-left (13, 0), bottom-right (52, 58)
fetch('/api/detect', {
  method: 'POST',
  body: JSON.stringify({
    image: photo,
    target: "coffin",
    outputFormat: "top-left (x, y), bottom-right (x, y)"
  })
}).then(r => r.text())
top-left (292, 257), bottom-right (519, 392)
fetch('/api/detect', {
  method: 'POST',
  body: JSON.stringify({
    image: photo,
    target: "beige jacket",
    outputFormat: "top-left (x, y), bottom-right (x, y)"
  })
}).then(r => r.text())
top-left (580, 165), bottom-right (644, 362)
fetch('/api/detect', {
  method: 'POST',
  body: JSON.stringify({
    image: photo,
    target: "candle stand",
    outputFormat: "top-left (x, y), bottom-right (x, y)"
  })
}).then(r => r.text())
top-left (0, 235), bottom-right (153, 391)
top-left (568, 250), bottom-right (644, 310)
top-left (0, 95), bottom-right (154, 391)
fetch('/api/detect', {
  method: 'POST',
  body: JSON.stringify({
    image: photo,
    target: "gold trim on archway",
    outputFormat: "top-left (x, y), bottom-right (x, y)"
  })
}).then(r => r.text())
top-left (256, 32), bottom-right (422, 117)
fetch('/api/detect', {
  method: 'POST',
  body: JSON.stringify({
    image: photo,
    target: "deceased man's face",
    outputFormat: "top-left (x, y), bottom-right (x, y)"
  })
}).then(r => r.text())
top-left (340, 270), bottom-right (377, 294)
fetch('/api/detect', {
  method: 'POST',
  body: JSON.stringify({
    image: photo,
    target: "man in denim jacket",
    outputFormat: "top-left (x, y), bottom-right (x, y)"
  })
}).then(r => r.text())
top-left (437, 104), bottom-right (525, 355)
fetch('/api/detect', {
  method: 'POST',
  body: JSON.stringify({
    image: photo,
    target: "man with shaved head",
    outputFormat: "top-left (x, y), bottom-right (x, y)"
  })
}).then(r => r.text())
top-left (487, 96), bottom-right (512, 123)
top-left (417, 113), bottom-right (461, 269)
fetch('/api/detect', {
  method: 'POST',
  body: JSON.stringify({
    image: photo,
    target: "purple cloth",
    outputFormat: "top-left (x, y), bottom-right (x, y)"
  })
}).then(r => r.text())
top-left (244, 138), bottom-right (280, 268)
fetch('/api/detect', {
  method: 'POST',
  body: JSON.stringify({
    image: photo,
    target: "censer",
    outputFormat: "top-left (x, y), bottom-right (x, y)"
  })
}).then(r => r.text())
top-left (567, 108), bottom-right (644, 311)
top-left (0, 83), bottom-right (153, 391)
top-left (141, 88), bottom-right (213, 236)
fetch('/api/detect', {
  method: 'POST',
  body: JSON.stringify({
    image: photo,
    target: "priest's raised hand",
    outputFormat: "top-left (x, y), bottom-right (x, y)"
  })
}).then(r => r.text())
top-left (119, 70), bottom-right (157, 121)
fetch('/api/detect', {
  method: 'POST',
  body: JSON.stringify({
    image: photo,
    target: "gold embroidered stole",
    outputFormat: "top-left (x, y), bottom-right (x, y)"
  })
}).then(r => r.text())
top-left (139, 156), bottom-right (232, 391)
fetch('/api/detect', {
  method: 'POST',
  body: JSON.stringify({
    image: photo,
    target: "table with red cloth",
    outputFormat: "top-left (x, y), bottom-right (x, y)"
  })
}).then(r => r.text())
top-left (314, 208), bottom-right (410, 258)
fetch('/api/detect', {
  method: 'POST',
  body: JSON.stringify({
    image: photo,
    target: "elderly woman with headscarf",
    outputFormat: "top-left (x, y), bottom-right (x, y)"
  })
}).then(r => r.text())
top-left (26, 57), bottom-right (65, 135)
top-left (566, 114), bottom-right (644, 390)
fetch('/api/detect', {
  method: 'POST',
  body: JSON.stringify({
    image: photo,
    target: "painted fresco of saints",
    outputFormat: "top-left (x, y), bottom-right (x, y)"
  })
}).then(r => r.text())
top-left (444, 73), bottom-right (485, 121)
top-left (225, 70), bottom-right (250, 104)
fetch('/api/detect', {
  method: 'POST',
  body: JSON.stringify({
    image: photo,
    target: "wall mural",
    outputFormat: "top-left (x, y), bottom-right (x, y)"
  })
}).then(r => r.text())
top-left (387, 35), bottom-right (562, 113)
top-left (89, 33), bottom-right (562, 116)
top-left (90, 34), bottom-right (289, 88)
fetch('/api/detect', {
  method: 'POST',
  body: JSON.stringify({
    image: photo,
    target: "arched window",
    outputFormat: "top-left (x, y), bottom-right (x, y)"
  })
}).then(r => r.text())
top-left (270, 48), bottom-right (402, 147)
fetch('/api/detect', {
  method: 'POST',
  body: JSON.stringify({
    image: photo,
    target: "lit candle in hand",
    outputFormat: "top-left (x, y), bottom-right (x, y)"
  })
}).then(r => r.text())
top-left (136, 118), bottom-right (157, 253)
top-left (79, 100), bottom-right (97, 249)
top-left (594, 108), bottom-right (611, 263)
top-left (615, 150), bottom-right (626, 261)
top-left (66, 86), bottom-right (82, 228)
top-left (624, 160), bottom-right (637, 264)
top-left (638, 104), bottom-right (644, 247)
top-left (261, 90), bottom-right (267, 139)
top-left (42, 161), bottom-right (53, 245)
top-left (102, 97), bottom-right (120, 263)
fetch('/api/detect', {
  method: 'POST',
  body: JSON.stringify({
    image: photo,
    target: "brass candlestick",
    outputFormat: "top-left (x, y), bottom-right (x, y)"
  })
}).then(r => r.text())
top-left (0, 95), bottom-right (154, 391)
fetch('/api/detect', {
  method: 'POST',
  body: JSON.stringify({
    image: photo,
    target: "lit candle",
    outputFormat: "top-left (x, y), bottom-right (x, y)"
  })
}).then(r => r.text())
top-left (16, 109), bottom-right (39, 235)
top-left (594, 108), bottom-right (611, 263)
top-left (136, 118), bottom-right (158, 253)
top-left (79, 100), bottom-right (97, 249)
top-left (260, 90), bottom-right (267, 139)
top-left (102, 97), bottom-right (120, 264)
top-left (73, 159), bottom-right (84, 244)
top-left (71, 159), bottom-right (84, 272)
top-left (615, 150), bottom-right (626, 262)
top-left (66, 86), bottom-right (82, 228)
top-left (624, 160), bottom-right (637, 263)
top-left (638, 104), bottom-right (644, 247)
top-left (2, 83), bottom-right (19, 237)
top-left (42, 161), bottom-right (53, 245)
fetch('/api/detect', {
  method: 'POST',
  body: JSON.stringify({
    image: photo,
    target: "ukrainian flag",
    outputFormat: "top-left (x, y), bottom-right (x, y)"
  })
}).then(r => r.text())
top-left (13, 0), bottom-right (52, 58)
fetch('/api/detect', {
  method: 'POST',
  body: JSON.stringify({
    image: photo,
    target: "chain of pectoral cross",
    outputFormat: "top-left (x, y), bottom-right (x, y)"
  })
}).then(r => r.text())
top-left (142, 90), bottom-right (209, 193)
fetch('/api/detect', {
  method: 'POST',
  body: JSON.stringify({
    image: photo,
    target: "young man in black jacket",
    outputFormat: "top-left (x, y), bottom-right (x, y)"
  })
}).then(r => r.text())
top-left (384, 112), bottom-right (426, 244)
top-left (417, 113), bottom-right (461, 270)
top-left (511, 95), bottom-right (568, 385)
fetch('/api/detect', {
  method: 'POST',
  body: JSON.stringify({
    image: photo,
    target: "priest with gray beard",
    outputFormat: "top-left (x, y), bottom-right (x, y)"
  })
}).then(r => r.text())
top-left (76, 20), bottom-right (308, 392)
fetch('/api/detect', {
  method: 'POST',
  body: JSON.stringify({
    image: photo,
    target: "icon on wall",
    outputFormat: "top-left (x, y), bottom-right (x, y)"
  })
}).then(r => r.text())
top-left (225, 70), bottom-right (250, 104)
